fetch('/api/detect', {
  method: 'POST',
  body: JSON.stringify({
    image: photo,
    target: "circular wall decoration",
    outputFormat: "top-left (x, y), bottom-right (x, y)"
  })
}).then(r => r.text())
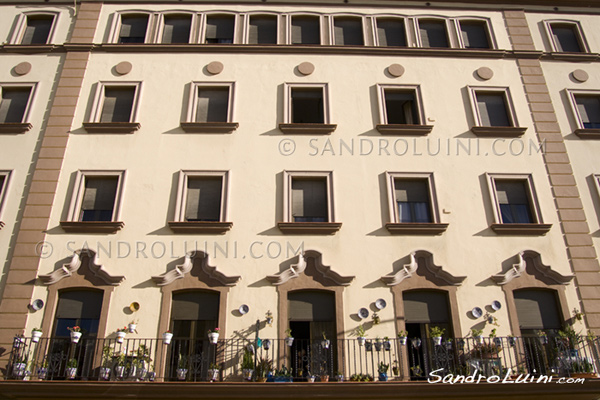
top-left (491, 301), bottom-right (501, 311)
top-left (471, 307), bottom-right (483, 318)
top-left (387, 63), bottom-right (405, 77)
top-left (298, 62), bottom-right (315, 76)
top-left (375, 299), bottom-right (387, 310)
top-left (572, 69), bottom-right (589, 83)
top-left (115, 61), bottom-right (133, 75)
top-left (14, 62), bottom-right (32, 76)
top-left (31, 299), bottom-right (44, 311)
top-left (129, 302), bottom-right (140, 312)
top-left (358, 308), bottom-right (369, 319)
top-left (207, 61), bottom-right (224, 75)
top-left (476, 67), bottom-right (494, 80)
top-left (239, 304), bottom-right (249, 315)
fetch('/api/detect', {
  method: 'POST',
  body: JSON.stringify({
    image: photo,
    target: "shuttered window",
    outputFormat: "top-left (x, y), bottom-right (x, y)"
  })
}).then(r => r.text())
top-left (22, 15), bottom-right (54, 44)
top-left (195, 87), bottom-right (229, 122)
top-left (248, 15), bottom-right (277, 44)
top-left (384, 89), bottom-right (419, 124)
top-left (119, 14), bottom-right (148, 43)
top-left (80, 177), bottom-right (119, 222)
top-left (550, 23), bottom-right (583, 52)
top-left (162, 14), bottom-right (192, 44)
top-left (288, 291), bottom-right (335, 322)
top-left (494, 180), bottom-right (533, 224)
top-left (419, 20), bottom-right (449, 48)
top-left (185, 177), bottom-right (222, 222)
top-left (333, 17), bottom-right (364, 46)
top-left (394, 179), bottom-right (431, 223)
top-left (574, 94), bottom-right (600, 129)
top-left (459, 20), bottom-right (490, 49)
top-left (171, 291), bottom-right (220, 321)
top-left (291, 87), bottom-right (324, 123)
top-left (53, 290), bottom-right (103, 337)
top-left (376, 18), bottom-right (406, 47)
top-left (476, 92), bottom-right (511, 127)
top-left (514, 289), bottom-right (561, 330)
top-left (0, 87), bottom-right (32, 123)
top-left (291, 16), bottom-right (320, 45)
top-left (403, 291), bottom-right (450, 324)
top-left (100, 86), bottom-right (136, 123)
top-left (291, 178), bottom-right (328, 222)
top-left (205, 15), bottom-right (234, 44)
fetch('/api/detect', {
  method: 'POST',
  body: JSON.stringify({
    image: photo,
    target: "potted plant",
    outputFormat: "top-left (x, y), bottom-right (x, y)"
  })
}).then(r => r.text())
top-left (99, 345), bottom-right (113, 380)
top-left (307, 370), bottom-right (316, 383)
top-left (321, 332), bottom-right (330, 349)
top-left (429, 326), bottom-right (445, 346)
top-left (383, 336), bottom-right (392, 351)
top-left (263, 339), bottom-right (272, 350)
top-left (284, 328), bottom-right (294, 347)
top-left (372, 313), bottom-right (380, 325)
top-left (471, 328), bottom-right (483, 344)
top-left (13, 334), bottom-right (25, 348)
top-left (570, 359), bottom-right (597, 378)
top-left (255, 357), bottom-right (272, 382)
top-left (176, 353), bottom-right (188, 381)
top-left (66, 358), bottom-right (78, 379)
top-left (536, 330), bottom-right (548, 345)
top-left (397, 330), bottom-right (408, 346)
top-left (208, 327), bottom-right (220, 344)
top-left (320, 360), bottom-right (329, 382)
top-left (374, 337), bottom-right (382, 351)
top-left (392, 360), bottom-right (399, 376)
top-left (12, 354), bottom-right (28, 379)
top-left (162, 330), bottom-right (173, 345)
top-left (128, 320), bottom-right (137, 333)
top-left (208, 362), bottom-right (220, 382)
top-left (68, 326), bottom-right (82, 344)
top-left (378, 362), bottom-right (389, 382)
top-left (148, 363), bottom-right (156, 382)
top-left (355, 324), bottom-right (367, 346)
top-left (335, 371), bottom-right (344, 382)
top-left (115, 352), bottom-right (127, 379)
top-left (266, 310), bottom-right (274, 326)
top-left (37, 359), bottom-right (48, 380)
top-left (135, 345), bottom-right (151, 381)
top-left (116, 327), bottom-right (127, 343)
top-left (507, 334), bottom-right (516, 347)
top-left (240, 348), bottom-right (254, 381)
top-left (274, 365), bottom-right (293, 382)
top-left (31, 328), bottom-right (43, 343)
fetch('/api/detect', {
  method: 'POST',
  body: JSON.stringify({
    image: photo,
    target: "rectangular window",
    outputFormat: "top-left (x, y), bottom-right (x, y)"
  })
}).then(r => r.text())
top-left (458, 20), bottom-right (491, 49)
top-left (22, 14), bottom-right (54, 44)
top-left (118, 14), bottom-right (149, 44)
top-left (381, 87), bottom-right (421, 125)
top-left (291, 178), bottom-right (328, 222)
top-left (418, 19), bottom-right (449, 48)
top-left (493, 180), bottom-right (534, 224)
top-left (162, 14), bottom-right (192, 44)
top-left (291, 87), bottom-right (324, 123)
top-left (100, 86), bottom-right (136, 123)
top-left (185, 177), bottom-right (223, 222)
top-left (547, 21), bottom-right (587, 53)
top-left (79, 177), bottom-right (119, 222)
top-left (394, 179), bottom-right (432, 223)
top-left (0, 171), bottom-right (10, 228)
top-left (196, 87), bottom-right (229, 122)
top-left (205, 15), bottom-right (235, 44)
top-left (572, 93), bottom-right (600, 129)
top-left (0, 87), bottom-right (33, 123)
top-left (248, 15), bottom-right (277, 44)
top-left (376, 18), bottom-right (406, 47)
top-left (469, 87), bottom-right (519, 128)
top-left (333, 17), bottom-right (364, 46)
top-left (291, 15), bottom-right (320, 45)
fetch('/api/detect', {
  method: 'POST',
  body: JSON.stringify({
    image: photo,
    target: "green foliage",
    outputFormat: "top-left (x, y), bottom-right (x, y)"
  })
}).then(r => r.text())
top-left (66, 358), bottom-right (78, 368)
top-left (429, 326), bottom-right (445, 337)
top-left (241, 348), bottom-right (254, 370)
top-left (377, 362), bottom-right (389, 374)
top-left (255, 357), bottom-right (272, 378)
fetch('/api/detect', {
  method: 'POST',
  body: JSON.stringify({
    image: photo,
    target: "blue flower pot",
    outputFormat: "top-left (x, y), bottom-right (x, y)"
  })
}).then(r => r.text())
top-left (378, 373), bottom-right (388, 381)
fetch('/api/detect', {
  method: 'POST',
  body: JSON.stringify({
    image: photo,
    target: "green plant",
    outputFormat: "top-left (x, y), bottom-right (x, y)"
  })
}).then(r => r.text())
top-left (116, 352), bottom-right (127, 367)
top-left (572, 359), bottom-right (594, 373)
top-left (349, 373), bottom-right (374, 382)
top-left (410, 365), bottom-right (423, 377)
top-left (322, 331), bottom-right (327, 341)
top-left (573, 308), bottom-right (584, 322)
top-left (209, 362), bottom-right (220, 370)
top-left (471, 328), bottom-right (483, 337)
top-left (101, 345), bottom-right (113, 368)
top-left (285, 328), bottom-right (293, 338)
top-left (116, 326), bottom-right (128, 333)
top-left (558, 326), bottom-right (581, 348)
top-left (66, 358), bottom-right (78, 368)
top-left (397, 330), bottom-right (408, 338)
top-left (354, 324), bottom-right (367, 337)
top-left (177, 353), bottom-right (187, 369)
top-left (489, 328), bottom-right (497, 338)
top-left (255, 357), bottom-right (272, 378)
top-left (377, 362), bottom-right (389, 374)
top-left (240, 348), bottom-right (254, 370)
top-left (32, 327), bottom-right (42, 333)
top-left (372, 313), bottom-right (380, 324)
top-left (535, 330), bottom-right (547, 337)
top-left (274, 365), bottom-right (291, 377)
top-left (429, 326), bottom-right (445, 337)
top-left (472, 342), bottom-right (501, 357)
top-left (587, 331), bottom-right (597, 341)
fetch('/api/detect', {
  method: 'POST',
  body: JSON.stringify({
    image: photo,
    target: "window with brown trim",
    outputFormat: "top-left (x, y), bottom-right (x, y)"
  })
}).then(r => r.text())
top-left (291, 15), bottom-right (321, 45)
top-left (248, 15), bottom-right (277, 44)
top-left (0, 171), bottom-right (10, 229)
top-left (161, 14), bottom-right (192, 44)
top-left (468, 87), bottom-right (526, 137)
top-left (0, 84), bottom-right (35, 133)
top-left (280, 84), bottom-right (335, 134)
top-left (332, 16), bottom-right (364, 46)
top-left (205, 15), bottom-right (235, 44)
top-left (375, 17), bottom-right (407, 47)
top-left (376, 85), bottom-right (432, 135)
top-left (458, 19), bottom-right (492, 49)
top-left (118, 14), bottom-right (149, 44)
top-left (84, 83), bottom-right (141, 133)
top-left (21, 14), bottom-right (55, 44)
top-left (545, 21), bottom-right (588, 53)
top-left (417, 19), bottom-right (449, 48)
top-left (567, 90), bottom-right (600, 137)
top-left (181, 83), bottom-right (237, 133)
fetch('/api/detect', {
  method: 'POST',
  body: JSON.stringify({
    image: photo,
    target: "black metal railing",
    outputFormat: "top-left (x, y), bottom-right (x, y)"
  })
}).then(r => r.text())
top-left (6, 335), bottom-right (600, 382)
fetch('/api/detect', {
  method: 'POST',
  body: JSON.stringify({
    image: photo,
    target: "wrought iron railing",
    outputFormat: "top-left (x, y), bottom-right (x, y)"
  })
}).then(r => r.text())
top-left (6, 335), bottom-right (600, 382)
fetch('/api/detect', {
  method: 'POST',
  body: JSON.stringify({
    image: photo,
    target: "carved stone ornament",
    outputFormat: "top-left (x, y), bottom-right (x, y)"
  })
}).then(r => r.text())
top-left (267, 250), bottom-right (354, 286)
top-left (38, 250), bottom-right (125, 286)
top-left (491, 250), bottom-right (574, 285)
top-left (152, 251), bottom-right (241, 287)
top-left (380, 250), bottom-right (466, 287)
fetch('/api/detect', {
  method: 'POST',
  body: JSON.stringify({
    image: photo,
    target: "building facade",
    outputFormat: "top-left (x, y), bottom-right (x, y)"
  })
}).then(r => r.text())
top-left (1, 0), bottom-right (600, 396)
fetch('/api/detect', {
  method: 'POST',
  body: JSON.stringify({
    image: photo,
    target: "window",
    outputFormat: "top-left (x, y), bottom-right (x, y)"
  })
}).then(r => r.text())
top-left (385, 172), bottom-right (447, 234)
top-left (118, 14), bottom-right (150, 43)
top-left (0, 171), bottom-right (10, 229)
top-left (458, 19), bottom-right (492, 49)
top-left (279, 171), bottom-right (340, 234)
top-left (376, 85), bottom-right (432, 135)
top-left (84, 83), bottom-right (141, 133)
top-left (161, 14), bottom-right (192, 44)
top-left (204, 14), bottom-right (235, 44)
top-left (247, 14), bottom-right (278, 44)
top-left (375, 17), bottom-right (407, 47)
top-left (545, 21), bottom-right (588, 53)
top-left (567, 90), bottom-right (600, 136)
top-left (181, 83), bottom-right (238, 133)
top-left (280, 83), bottom-right (335, 134)
top-left (0, 85), bottom-right (34, 123)
top-left (61, 170), bottom-right (125, 233)
top-left (20, 14), bottom-right (55, 44)
top-left (332, 16), bottom-right (364, 46)
top-left (169, 171), bottom-right (231, 233)
top-left (468, 87), bottom-right (525, 136)
top-left (417, 19), bottom-right (449, 48)
top-left (514, 289), bottom-right (562, 335)
top-left (487, 174), bottom-right (551, 234)
top-left (290, 15), bottom-right (321, 45)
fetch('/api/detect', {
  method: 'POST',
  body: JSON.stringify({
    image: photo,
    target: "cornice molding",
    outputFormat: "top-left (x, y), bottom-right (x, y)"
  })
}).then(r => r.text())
top-left (491, 250), bottom-right (574, 285)
top-left (38, 250), bottom-right (125, 286)
top-left (381, 250), bottom-right (466, 287)
top-left (267, 250), bottom-right (354, 286)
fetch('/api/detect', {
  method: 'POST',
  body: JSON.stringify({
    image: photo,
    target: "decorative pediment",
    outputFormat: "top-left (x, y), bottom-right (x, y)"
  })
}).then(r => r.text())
top-left (491, 250), bottom-right (574, 285)
top-left (152, 251), bottom-right (240, 287)
top-left (381, 250), bottom-right (466, 287)
top-left (267, 250), bottom-right (354, 286)
top-left (38, 250), bottom-right (125, 286)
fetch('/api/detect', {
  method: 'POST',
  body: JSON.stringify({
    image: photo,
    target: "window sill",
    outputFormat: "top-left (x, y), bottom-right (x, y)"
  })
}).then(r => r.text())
top-left (385, 223), bottom-right (448, 235)
top-left (0, 123), bottom-right (32, 134)
top-left (279, 123), bottom-right (337, 134)
top-left (490, 223), bottom-right (552, 235)
top-left (3, 44), bottom-right (56, 53)
top-left (180, 122), bottom-right (239, 134)
top-left (574, 128), bottom-right (600, 139)
top-left (82, 122), bottom-right (141, 134)
top-left (168, 221), bottom-right (233, 234)
top-left (60, 221), bottom-right (124, 233)
top-left (470, 126), bottom-right (527, 137)
top-left (546, 52), bottom-right (599, 62)
top-left (376, 124), bottom-right (433, 135)
top-left (278, 222), bottom-right (342, 234)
